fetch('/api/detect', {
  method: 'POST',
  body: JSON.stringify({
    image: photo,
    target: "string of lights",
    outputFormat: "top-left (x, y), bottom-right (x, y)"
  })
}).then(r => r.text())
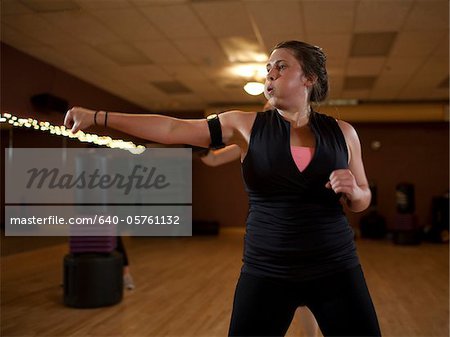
top-left (0, 112), bottom-right (146, 154)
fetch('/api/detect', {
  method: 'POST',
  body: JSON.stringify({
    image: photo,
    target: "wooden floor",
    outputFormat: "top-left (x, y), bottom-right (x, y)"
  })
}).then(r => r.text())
top-left (1, 227), bottom-right (448, 337)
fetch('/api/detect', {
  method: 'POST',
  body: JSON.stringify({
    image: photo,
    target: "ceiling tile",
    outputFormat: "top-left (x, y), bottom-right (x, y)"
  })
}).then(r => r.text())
top-left (344, 76), bottom-right (376, 90)
top-left (173, 38), bottom-right (229, 66)
top-left (216, 78), bottom-right (247, 90)
top-left (245, 1), bottom-right (303, 40)
top-left (354, 0), bottom-right (413, 32)
top-left (219, 36), bottom-right (266, 63)
top-left (74, 0), bottom-right (131, 10)
top-left (431, 35), bottom-right (449, 58)
top-left (373, 72), bottom-right (409, 89)
top-left (403, 0), bottom-right (449, 31)
top-left (220, 88), bottom-right (261, 104)
top-left (1, 0), bottom-right (34, 15)
top-left (151, 81), bottom-right (193, 94)
top-left (368, 88), bottom-right (398, 101)
top-left (132, 40), bottom-right (189, 64)
top-left (125, 81), bottom-right (169, 100)
top-left (396, 87), bottom-right (430, 101)
top-left (303, 0), bottom-right (357, 34)
top-left (57, 44), bottom-right (118, 67)
top-left (63, 66), bottom-right (122, 92)
top-left (41, 11), bottom-right (122, 46)
top-left (1, 24), bottom-right (42, 49)
top-left (350, 32), bottom-right (397, 57)
top-left (88, 8), bottom-right (164, 41)
top-left (1, 14), bottom-right (77, 46)
top-left (307, 34), bottom-right (352, 59)
top-left (192, 1), bottom-right (255, 38)
top-left (130, 0), bottom-right (189, 6)
top-left (96, 43), bottom-right (152, 66)
top-left (119, 65), bottom-right (173, 82)
top-left (176, 78), bottom-right (215, 92)
top-left (160, 65), bottom-right (208, 81)
top-left (326, 58), bottom-right (347, 77)
top-left (183, 83), bottom-right (228, 102)
top-left (340, 89), bottom-right (370, 99)
top-left (383, 57), bottom-right (424, 75)
top-left (346, 57), bottom-right (385, 76)
top-left (139, 4), bottom-right (210, 39)
top-left (19, 0), bottom-right (80, 13)
top-left (261, 34), bottom-right (306, 54)
top-left (390, 32), bottom-right (446, 58)
top-left (329, 75), bottom-right (344, 96)
top-left (91, 65), bottom-right (134, 83)
top-left (399, 57), bottom-right (448, 98)
top-left (17, 45), bottom-right (79, 68)
top-left (169, 94), bottom-right (205, 108)
top-left (418, 55), bottom-right (449, 78)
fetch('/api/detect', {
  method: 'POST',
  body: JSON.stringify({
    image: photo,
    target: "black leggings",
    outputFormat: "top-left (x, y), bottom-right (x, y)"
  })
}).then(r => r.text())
top-left (228, 265), bottom-right (381, 337)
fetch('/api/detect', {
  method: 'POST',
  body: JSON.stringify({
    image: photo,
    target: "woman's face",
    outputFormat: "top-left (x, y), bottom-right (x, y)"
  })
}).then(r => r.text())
top-left (264, 48), bottom-right (312, 110)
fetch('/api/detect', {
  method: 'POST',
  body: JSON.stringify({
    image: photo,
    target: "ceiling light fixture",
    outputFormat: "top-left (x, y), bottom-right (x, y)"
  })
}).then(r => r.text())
top-left (244, 81), bottom-right (265, 96)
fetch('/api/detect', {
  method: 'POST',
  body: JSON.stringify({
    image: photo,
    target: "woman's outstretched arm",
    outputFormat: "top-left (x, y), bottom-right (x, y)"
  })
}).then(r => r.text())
top-left (64, 107), bottom-right (245, 149)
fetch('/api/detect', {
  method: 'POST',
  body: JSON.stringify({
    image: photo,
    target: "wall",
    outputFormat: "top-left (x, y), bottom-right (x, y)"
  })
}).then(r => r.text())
top-left (351, 122), bottom-right (449, 229)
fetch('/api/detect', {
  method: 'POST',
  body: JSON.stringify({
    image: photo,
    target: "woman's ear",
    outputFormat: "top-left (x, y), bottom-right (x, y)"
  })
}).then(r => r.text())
top-left (304, 74), bottom-right (318, 88)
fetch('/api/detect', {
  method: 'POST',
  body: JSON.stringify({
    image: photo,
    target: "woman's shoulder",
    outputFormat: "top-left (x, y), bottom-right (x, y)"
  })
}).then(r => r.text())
top-left (335, 119), bottom-right (358, 140)
top-left (218, 109), bottom-right (261, 129)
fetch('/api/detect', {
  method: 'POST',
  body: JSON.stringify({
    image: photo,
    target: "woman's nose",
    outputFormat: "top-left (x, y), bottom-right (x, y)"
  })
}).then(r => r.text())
top-left (267, 68), bottom-right (277, 81)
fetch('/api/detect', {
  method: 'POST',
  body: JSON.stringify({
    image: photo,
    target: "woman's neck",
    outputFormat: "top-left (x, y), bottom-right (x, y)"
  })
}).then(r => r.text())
top-left (277, 105), bottom-right (311, 128)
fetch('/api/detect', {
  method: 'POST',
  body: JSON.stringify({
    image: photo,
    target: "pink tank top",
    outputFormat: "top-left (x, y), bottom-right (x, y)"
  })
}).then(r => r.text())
top-left (290, 146), bottom-right (315, 172)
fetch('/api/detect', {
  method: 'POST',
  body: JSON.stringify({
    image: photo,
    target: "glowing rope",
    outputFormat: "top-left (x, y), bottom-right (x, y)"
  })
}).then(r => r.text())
top-left (0, 112), bottom-right (146, 154)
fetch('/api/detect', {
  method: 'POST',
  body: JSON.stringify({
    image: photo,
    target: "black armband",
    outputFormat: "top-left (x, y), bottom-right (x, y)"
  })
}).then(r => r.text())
top-left (206, 114), bottom-right (226, 150)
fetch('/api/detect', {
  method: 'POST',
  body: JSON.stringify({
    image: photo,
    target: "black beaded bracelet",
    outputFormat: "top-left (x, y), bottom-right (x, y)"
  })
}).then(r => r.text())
top-left (104, 111), bottom-right (108, 127)
top-left (94, 110), bottom-right (99, 126)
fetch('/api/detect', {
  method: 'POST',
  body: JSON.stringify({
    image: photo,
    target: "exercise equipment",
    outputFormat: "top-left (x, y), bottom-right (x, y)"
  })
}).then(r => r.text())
top-left (392, 183), bottom-right (420, 245)
top-left (63, 252), bottom-right (123, 308)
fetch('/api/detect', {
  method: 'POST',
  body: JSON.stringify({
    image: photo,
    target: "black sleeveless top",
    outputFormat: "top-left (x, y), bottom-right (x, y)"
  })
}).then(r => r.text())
top-left (241, 109), bottom-right (360, 281)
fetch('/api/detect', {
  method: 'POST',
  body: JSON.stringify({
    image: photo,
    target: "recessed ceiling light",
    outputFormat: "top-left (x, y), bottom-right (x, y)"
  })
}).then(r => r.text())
top-left (244, 82), bottom-right (265, 96)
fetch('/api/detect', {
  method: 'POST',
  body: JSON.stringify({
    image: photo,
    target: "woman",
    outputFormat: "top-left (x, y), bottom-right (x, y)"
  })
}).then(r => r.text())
top-left (65, 40), bottom-right (381, 337)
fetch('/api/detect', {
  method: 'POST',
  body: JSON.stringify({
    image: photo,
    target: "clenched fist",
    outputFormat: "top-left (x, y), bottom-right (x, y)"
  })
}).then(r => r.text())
top-left (64, 106), bottom-right (98, 134)
top-left (325, 169), bottom-right (362, 202)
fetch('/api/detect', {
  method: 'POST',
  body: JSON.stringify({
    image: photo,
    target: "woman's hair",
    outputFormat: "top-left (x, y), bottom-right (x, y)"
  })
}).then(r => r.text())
top-left (272, 40), bottom-right (328, 103)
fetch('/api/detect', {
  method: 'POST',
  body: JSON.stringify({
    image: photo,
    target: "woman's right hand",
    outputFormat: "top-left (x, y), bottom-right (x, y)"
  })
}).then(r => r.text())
top-left (64, 106), bottom-right (97, 133)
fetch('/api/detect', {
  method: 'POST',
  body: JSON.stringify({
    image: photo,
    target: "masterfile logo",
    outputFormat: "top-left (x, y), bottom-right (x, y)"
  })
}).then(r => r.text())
top-left (26, 165), bottom-right (170, 195)
top-left (6, 148), bottom-right (191, 204)
top-left (5, 148), bottom-right (192, 236)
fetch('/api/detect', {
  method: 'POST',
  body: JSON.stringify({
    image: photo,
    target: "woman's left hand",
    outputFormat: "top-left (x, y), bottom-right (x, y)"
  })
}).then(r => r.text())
top-left (325, 169), bottom-right (362, 202)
